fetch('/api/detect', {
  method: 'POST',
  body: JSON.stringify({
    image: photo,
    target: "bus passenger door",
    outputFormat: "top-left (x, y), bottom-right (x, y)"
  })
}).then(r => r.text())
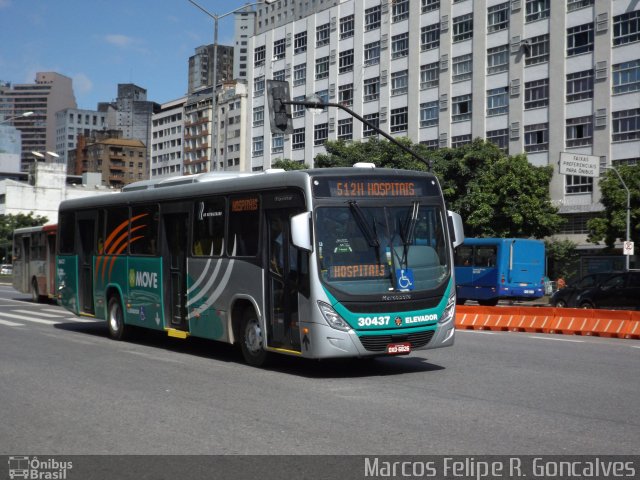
top-left (265, 209), bottom-right (305, 352)
top-left (77, 214), bottom-right (96, 314)
top-left (161, 210), bottom-right (189, 331)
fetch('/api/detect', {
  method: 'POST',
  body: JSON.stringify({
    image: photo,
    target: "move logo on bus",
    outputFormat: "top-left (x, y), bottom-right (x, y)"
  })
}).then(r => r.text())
top-left (129, 269), bottom-right (158, 289)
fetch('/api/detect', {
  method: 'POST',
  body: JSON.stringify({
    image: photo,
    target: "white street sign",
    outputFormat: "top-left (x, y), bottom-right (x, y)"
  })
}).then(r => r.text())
top-left (623, 241), bottom-right (634, 256)
top-left (559, 152), bottom-right (600, 178)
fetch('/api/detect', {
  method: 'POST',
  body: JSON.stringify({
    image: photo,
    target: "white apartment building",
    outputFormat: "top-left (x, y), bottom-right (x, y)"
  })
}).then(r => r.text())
top-left (249, 0), bottom-right (640, 242)
top-left (216, 82), bottom-right (251, 171)
top-left (55, 108), bottom-right (107, 165)
top-left (150, 97), bottom-right (186, 179)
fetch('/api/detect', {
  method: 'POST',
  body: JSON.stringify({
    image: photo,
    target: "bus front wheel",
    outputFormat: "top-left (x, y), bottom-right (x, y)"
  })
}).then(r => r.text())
top-left (239, 310), bottom-right (269, 367)
top-left (107, 295), bottom-right (128, 340)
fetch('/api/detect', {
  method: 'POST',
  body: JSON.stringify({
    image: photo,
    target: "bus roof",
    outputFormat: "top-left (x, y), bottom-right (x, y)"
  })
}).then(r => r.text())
top-left (59, 167), bottom-right (439, 212)
top-left (460, 237), bottom-right (543, 245)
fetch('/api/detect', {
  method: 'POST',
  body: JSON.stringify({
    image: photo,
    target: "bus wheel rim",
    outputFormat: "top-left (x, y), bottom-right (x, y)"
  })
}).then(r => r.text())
top-left (245, 319), bottom-right (263, 354)
top-left (109, 306), bottom-right (120, 332)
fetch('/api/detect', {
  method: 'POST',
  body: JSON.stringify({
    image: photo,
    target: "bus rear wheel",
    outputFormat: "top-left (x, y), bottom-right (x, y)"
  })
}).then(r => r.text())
top-left (240, 310), bottom-right (269, 367)
top-left (107, 295), bottom-right (128, 340)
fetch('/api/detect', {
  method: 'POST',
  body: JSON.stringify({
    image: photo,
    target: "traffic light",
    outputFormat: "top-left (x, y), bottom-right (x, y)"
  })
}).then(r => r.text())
top-left (266, 80), bottom-right (293, 134)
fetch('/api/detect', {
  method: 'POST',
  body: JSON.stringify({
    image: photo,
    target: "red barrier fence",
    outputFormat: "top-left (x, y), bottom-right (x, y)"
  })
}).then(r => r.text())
top-left (455, 306), bottom-right (640, 339)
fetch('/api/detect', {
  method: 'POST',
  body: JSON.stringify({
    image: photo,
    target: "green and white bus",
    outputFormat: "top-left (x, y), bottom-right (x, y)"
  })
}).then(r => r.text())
top-left (56, 166), bottom-right (463, 366)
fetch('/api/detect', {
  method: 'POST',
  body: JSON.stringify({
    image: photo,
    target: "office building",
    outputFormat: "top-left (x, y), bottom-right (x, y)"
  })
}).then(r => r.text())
top-left (150, 97), bottom-right (186, 179)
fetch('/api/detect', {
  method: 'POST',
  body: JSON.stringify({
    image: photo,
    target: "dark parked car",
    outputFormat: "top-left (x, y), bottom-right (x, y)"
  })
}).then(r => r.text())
top-left (575, 271), bottom-right (640, 311)
top-left (550, 272), bottom-right (618, 307)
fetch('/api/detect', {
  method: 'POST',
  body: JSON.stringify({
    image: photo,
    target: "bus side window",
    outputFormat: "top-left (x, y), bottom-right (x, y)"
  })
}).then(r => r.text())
top-left (130, 205), bottom-right (159, 256)
top-left (192, 198), bottom-right (225, 257)
top-left (455, 245), bottom-right (473, 266)
top-left (228, 196), bottom-right (259, 257)
top-left (475, 246), bottom-right (497, 267)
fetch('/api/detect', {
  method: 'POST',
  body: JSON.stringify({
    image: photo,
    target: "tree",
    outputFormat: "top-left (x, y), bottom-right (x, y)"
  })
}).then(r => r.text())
top-left (545, 238), bottom-right (579, 281)
top-left (0, 212), bottom-right (49, 263)
top-left (586, 165), bottom-right (640, 248)
top-left (272, 158), bottom-right (309, 170)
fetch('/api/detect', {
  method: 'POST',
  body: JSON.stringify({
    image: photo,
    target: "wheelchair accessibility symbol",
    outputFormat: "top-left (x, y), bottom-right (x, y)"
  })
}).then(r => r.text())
top-left (395, 268), bottom-right (415, 291)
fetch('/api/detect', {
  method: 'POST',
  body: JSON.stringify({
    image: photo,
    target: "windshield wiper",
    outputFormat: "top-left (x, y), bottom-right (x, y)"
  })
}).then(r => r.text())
top-left (399, 201), bottom-right (420, 246)
top-left (348, 201), bottom-right (379, 248)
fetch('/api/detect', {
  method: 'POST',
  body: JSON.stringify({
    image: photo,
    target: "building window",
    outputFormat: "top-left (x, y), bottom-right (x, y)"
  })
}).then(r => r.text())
top-left (486, 129), bottom-right (509, 152)
top-left (254, 45), bottom-right (266, 67)
top-left (420, 62), bottom-right (439, 89)
top-left (567, 23), bottom-right (594, 56)
top-left (364, 41), bottom-right (380, 66)
top-left (526, 0), bottom-right (550, 22)
top-left (363, 113), bottom-right (379, 137)
top-left (452, 54), bottom-right (473, 82)
top-left (339, 49), bottom-right (354, 74)
top-left (252, 136), bottom-right (264, 157)
top-left (613, 60), bottom-right (640, 94)
top-left (453, 13), bottom-right (473, 42)
top-left (365, 5), bottom-right (381, 31)
top-left (316, 23), bottom-right (330, 47)
top-left (392, 32), bottom-right (409, 58)
top-left (273, 38), bottom-right (286, 59)
top-left (314, 123), bottom-right (328, 146)
top-left (422, 0), bottom-right (439, 13)
top-left (487, 87), bottom-right (509, 116)
top-left (524, 123), bottom-right (549, 152)
top-left (613, 11), bottom-right (640, 46)
top-left (271, 134), bottom-right (284, 154)
top-left (612, 109), bottom-right (640, 142)
top-left (452, 134), bottom-right (472, 148)
top-left (340, 14), bottom-right (354, 39)
top-left (488, 3), bottom-right (509, 33)
top-left (487, 45), bottom-right (509, 74)
top-left (391, 70), bottom-right (409, 96)
top-left (566, 70), bottom-right (594, 102)
top-left (292, 95), bottom-right (305, 118)
top-left (338, 83), bottom-right (353, 107)
top-left (420, 101), bottom-right (439, 127)
top-left (566, 116), bottom-right (593, 147)
top-left (273, 69), bottom-right (285, 81)
top-left (252, 105), bottom-right (264, 127)
top-left (254, 76), bottom-right (265, 96)
top-left (293, 64), bottom-right (306, 86)
top-left (392, 0), bottom-right (409, 22)
top-left (337, 118), bottom-right (353, 140)
top-left (524, 78), bottom-right (549, 109)
top-left (565, 176), bottom-right (593, 194)
top-left (315, 56), bottom-right (329, 80)
top-left (294, 31), bottom-right (307, 54)
top-left (525, 34), bottom-right (550, 65)
top-left (390, 107), bottom-right (408, 132)
top-left (559, 213), bottom-right (596, 233)
top-left (292, 128), bottom-right (305, 150)
top-left (452, 94), bottom-right (472, 122)
top-left (567, 0), bottom-right (594, 12)
top-left (421, 23), bottom-right (440, 51)
top-left (420, 139), bottom-right (439, 150)
top-left (363, 77), bottom-right (380, 102)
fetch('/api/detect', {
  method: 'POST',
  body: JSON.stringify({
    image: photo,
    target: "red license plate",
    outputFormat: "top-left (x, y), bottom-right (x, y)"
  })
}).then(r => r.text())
top-left (386, 342), bottom-right (411, 355)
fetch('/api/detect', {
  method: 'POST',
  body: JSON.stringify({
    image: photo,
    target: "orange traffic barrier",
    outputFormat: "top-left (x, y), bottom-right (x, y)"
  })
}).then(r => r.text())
top-left (455, 305), bottom-right (640, 340)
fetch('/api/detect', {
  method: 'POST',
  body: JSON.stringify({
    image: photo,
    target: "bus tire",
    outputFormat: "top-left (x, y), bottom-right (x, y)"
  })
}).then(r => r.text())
top-left (107, 294), bottom-right (128, 340)
top-left (239, 309), bottom-right (269, 367)
top-left (30, 278), bottom-right (41, 303)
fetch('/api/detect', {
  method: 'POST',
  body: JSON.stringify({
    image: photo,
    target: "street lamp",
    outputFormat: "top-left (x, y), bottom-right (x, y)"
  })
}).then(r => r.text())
top-left (32, 151), bottom-right (60, 162)
top-left (187, 0), bottom-right (277, 171)
top-left (0, 111), bottom-right (34, 125)
top-left (604, 166), bottom-right (631, 271)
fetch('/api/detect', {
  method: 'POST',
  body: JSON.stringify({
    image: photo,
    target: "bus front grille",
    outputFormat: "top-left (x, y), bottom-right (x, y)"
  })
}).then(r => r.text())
top-left (359, 330), bottom-right (435, 352)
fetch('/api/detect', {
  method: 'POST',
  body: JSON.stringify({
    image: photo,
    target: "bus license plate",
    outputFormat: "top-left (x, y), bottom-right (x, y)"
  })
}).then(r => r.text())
top-left (387, 343), bottom-right (411, 355)
top-left (524, 289), bottom-right (534, 294)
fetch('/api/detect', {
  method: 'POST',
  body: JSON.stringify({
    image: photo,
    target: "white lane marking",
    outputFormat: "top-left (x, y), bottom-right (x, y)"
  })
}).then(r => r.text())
top-left (0, 312), bottom-right (57, 325)
top-left (530, 335), bottom-right (585, 343)
top-left (456, 329), bottom-right (496, 335)
top-left (42, 308), bottom-right (70, 315)
top-left (64, 317), bottom-right (98, 323)
top-left (12, 309), bottom-right (66, 318)
top-left (0, 318), bottom-right (24, 327)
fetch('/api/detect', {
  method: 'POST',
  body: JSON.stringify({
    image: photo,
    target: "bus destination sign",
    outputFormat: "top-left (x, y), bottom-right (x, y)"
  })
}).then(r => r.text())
top-left (314, 176), bottom-right (437, 198)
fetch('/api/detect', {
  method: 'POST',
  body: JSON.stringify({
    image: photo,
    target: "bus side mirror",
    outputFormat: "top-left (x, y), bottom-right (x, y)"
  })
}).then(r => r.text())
top-left (448, 211), bottom-right (465, 249)
top-left (291, 212), bottom-right (313, 252)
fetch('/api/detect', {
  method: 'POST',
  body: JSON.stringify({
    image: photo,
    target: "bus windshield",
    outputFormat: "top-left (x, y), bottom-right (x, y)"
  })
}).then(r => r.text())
top-left (315, 203), bottom-right (450, 296)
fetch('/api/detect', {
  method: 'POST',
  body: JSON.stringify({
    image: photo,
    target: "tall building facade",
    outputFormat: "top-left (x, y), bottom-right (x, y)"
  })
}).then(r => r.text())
top-left (150, 97), bottom-right (186, 179)
top-left (216, 81), bottom-right (251, 171)
top-left (55, 108), bottom-right (107, 166)
top-left (249, 0), bottom-right (640, 246)
top-left (188, 44), bottom-right (235, 94)
top-left (0, 72), bottom-right (77, 170)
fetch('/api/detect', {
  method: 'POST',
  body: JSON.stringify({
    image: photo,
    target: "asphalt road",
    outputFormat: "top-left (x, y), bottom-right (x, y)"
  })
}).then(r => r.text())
top-left (0, 284), bottom-right (638, 456)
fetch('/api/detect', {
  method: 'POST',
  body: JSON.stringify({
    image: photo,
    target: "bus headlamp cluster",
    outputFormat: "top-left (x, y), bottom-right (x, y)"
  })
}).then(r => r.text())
top-left (439, 292), bottom-right (456, 325)
top-left (317, 301), bottom-right (351, 332)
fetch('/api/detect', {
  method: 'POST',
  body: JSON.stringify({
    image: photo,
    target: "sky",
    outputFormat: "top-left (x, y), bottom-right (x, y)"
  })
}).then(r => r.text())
top-left (0, 0), bottom-right (240, 109)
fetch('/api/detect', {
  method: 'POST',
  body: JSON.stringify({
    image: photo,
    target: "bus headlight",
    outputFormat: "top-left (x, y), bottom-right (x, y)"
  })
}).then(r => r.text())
top-left (317, 301), bottom-right (351, 332)
top-left (439, 292), bottom-right (456, 325)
